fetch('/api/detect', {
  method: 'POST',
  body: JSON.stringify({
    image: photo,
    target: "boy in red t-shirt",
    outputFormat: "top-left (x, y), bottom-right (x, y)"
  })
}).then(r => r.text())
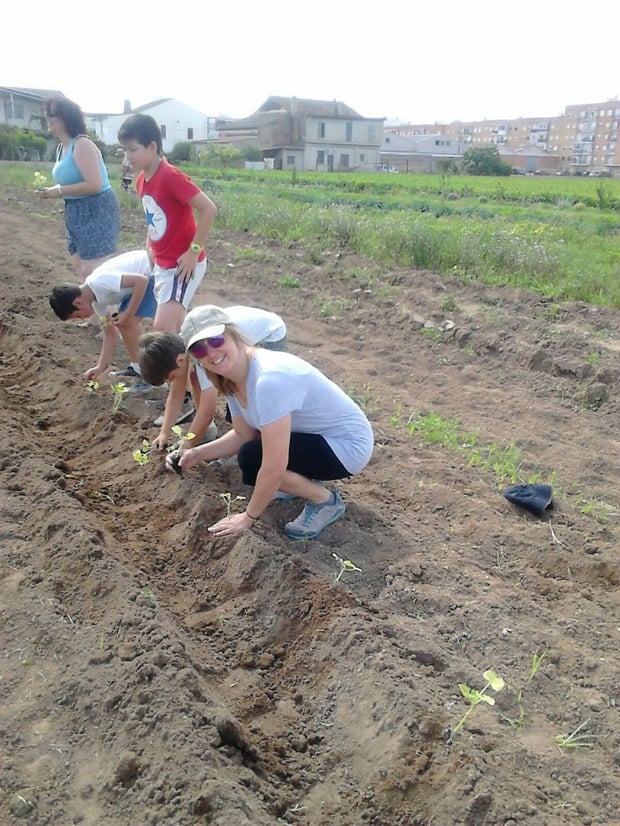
top-left (118, 114), bottom-right (217, 413)
top-left (118, 114), bottom-right (217, 336)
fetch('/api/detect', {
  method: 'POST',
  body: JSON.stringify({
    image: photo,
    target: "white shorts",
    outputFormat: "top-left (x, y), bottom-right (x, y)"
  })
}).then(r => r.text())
top-left (153, 258), bottom-right (207, 309)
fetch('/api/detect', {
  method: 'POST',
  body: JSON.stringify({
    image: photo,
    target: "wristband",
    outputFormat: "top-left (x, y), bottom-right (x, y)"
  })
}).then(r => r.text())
top-left (245, 511), bottom-right (260, 521)
top-left (58, 185), bottom-right (63, 198)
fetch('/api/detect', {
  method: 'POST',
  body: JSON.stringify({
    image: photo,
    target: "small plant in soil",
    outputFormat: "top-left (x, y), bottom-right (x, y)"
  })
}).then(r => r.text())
top-left (450, 668), bottom-right (505, 741)
top-left (140, 586), bottom-right (157, 607)
top-left (278, 275), bottom-right (301, 288)
top-left (86, 380), bottom-right (99, 393)
top-left (219, 492), bottom-right (246, 516)
top-left (111, 382), bottom-right (129, 414)
top-left (554, 718), bottom-right (597, 751)
top-left (331, 552), bottom-right (362, 585)
top-left (133, 426), bottom-right (195, 473)
top-left (500, 648), bottom-right (548, 730)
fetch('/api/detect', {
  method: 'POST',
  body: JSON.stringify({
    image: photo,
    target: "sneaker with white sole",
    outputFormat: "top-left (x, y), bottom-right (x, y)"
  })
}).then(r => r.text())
top-left (110, 365), bottom-right (141, 378)
top-left (283, 490), bottom-right (345, 540)
top-left (194, 421), bottom-right (218, 444)
top-left (154, 398), bottom-right (195, 427)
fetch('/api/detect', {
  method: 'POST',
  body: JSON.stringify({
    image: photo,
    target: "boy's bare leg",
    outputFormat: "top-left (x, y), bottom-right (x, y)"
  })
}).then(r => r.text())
top-left (153, 300), bottom-right (186, 335)
top-left (118, 316), bottom-right (143, 365)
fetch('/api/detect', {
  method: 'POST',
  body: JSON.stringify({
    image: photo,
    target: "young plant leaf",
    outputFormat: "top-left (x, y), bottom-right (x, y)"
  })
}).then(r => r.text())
top-left (483, 669), bottom-right (505, 692)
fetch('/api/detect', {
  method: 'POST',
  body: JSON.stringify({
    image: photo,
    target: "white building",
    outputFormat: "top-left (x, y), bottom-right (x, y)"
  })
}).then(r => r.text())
top-left (86, 99), bottom-right (214, 153)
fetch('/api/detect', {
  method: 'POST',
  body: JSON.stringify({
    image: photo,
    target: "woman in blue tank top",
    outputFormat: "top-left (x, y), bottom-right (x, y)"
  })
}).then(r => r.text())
top-left (38, 96), bottom-right (120, 280)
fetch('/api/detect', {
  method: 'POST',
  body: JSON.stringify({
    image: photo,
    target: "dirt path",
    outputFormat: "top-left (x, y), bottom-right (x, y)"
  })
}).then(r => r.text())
top-left (1, 190), bottom-right (618, 826)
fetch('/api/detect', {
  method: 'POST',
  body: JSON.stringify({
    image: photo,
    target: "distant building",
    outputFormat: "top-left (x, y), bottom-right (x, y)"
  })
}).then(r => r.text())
top-left (3, 85), bottom-right (619, 174)
top-left (498, 145), bottom-right (560, 175)
top-left (85, 99), bottom-right (215, 154)
top-left (0, 86), bottom-right (63, 129)
top-left (394, 100), bottom-right (620, 176)
top-left (380, 132), bottom-right (465, 173)
top-left (208, 96), bottom-right (385, 172)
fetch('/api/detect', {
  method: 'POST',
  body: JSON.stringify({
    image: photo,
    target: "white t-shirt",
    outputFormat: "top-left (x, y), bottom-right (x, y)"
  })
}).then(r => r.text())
top-left (194, 305), bottom-right (287, 391)
top-left (227, 349), bottom-right (374, 474)
top-left (86, 250), bottom-right (152, 317)
top-left (223, 305), bottom-right (286, 344)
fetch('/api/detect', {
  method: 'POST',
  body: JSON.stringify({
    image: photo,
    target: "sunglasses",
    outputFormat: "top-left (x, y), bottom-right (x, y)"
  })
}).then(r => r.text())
top-left (188, 335), bottom-right (226, 359)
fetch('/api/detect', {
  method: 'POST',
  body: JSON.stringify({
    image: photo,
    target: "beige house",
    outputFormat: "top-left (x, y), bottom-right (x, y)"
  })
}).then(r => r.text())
top-left (212, 96), bottom-right (384, 172)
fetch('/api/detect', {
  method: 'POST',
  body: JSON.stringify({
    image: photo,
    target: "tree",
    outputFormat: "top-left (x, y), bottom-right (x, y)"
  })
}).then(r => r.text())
top-left (0, 125), bottom-right (47, 160)
top-left (463, 145), bottom-right (511, 176)
top-left (244, 145), bottom-right (263, 162)
top-left (170, 141), bottom-right (192, 163)
top-left (203, 143), bottom-right (243, 176)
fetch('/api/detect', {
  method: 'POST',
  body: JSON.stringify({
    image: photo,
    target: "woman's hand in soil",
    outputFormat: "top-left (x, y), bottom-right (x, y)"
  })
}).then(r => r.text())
top-left (178, 447), bottom-right (201, 471)
top-left (208, 513), bottom-right (253, 537)
top-left (164, 449), bottom-right (183, 476)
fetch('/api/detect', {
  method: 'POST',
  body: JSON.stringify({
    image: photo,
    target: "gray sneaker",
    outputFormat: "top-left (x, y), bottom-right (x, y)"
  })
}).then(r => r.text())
top-left (193, 421), bottom-right (218, 444)
top-left (126, 379), bottom-right (155, 393)
top-left (110, 365), bottom-right (140, 378)
top-left (284, 489), bottom-right (345, 540)
top-left (154, 398), bottom-right (195, 427)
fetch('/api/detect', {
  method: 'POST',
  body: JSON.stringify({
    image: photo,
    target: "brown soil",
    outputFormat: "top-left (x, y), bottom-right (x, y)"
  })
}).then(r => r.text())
top-left (1, 187), bottom-right (619, 826)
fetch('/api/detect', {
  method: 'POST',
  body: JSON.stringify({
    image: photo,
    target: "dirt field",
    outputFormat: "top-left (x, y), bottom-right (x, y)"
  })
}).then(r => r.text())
top-left (1, 186), bottom-right (619, 826)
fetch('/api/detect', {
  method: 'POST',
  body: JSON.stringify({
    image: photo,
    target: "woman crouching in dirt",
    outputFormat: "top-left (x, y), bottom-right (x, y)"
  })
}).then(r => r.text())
top-left (164, 306), bottom-right (374, 542)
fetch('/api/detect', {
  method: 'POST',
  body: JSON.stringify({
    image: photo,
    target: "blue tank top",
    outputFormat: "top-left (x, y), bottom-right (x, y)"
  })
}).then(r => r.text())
top-left (52, 136), bottom-right (112, 199)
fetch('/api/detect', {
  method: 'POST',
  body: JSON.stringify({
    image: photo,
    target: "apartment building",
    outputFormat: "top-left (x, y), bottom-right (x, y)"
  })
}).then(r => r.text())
top-left (390, 99), bottom-right (620, 175)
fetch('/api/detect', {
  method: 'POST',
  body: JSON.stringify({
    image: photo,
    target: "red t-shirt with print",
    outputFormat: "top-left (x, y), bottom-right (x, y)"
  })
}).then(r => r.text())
top-left (136, 158), bottom-right (205, 268)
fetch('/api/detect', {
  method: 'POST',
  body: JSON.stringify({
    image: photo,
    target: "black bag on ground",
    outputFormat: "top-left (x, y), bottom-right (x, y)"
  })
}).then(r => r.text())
top-left (503, 484), bottom-right (553, 516)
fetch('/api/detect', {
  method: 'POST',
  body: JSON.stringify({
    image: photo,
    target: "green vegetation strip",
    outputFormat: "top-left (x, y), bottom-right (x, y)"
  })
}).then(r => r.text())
top-left (404, 409), bottom-right (617, 525)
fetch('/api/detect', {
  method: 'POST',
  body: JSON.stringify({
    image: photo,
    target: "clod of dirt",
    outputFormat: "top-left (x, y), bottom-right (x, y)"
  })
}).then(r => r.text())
top-left (170, 452), bottom-right (183, 476)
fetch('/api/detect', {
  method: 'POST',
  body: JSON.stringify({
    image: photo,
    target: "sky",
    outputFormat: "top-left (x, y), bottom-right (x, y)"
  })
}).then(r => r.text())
top-left (3, 1), bottom-right (617, 125)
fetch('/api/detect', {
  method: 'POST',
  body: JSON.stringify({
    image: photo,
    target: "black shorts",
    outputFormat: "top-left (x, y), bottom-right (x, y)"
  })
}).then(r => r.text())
top-left (237, 432), bottom-right (350, 485)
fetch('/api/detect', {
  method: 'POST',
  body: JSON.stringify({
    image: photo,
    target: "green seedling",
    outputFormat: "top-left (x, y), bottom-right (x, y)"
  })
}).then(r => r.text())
top-left (332, 552), bottom-right (362, 584)
top-left (133, 440), bottom-right (153, 466)
top-left (278, 275), bottom-right (301, 288)
top-left (501, 648), bottom-right (548, 730)
top-left (33, 170), bottom-right (48, 188)
top-left (140, 586), bottom-right (157, 607)
top-left (555, 718), bottom-right (597, 751)
top-left (86, 380), bottom-right (99, 393)
top-left (132, 425), bottom-right (196, 472)
top-left (451, 668), bottom-right (505, 740)
top-left (219, 492), bottom-right (247, 516)
top-left (111, 382), bottom-right (129, 414)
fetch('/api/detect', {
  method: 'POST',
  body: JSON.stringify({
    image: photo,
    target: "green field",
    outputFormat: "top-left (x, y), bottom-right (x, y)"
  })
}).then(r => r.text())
top-left (6, 162), bottom-right (620, 307)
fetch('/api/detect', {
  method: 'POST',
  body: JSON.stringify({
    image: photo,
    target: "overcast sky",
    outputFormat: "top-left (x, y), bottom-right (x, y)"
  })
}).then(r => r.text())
top-left (3, 1), bottom-right (617, 124)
